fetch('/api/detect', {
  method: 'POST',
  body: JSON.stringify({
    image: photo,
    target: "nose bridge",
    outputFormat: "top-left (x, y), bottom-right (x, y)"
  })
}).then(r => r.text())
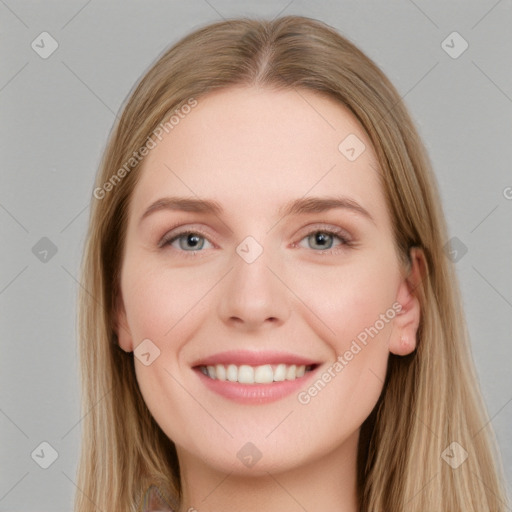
top-left (217, 234), bottom-right (290, 328)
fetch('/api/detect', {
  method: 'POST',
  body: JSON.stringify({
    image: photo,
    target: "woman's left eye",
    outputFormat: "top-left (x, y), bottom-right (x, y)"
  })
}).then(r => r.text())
top-left (296, 229), bottom-right (350, 253)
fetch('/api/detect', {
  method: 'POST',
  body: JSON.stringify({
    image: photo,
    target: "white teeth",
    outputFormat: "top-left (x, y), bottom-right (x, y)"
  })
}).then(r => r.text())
top-left (254, 364), bottom-right (273, 384)
top-left (215, 364), bottom-right (226, 381)
top-left (273, 363), bottom-right (287, 381)
top-left (238, 365), bottom-right (254, 384)
top-left (285, 364), bottom-right (297, 380)
top-left (226, 364), bottom-right (238, 382)
top-left (200, 363), bottom-right (310, 384)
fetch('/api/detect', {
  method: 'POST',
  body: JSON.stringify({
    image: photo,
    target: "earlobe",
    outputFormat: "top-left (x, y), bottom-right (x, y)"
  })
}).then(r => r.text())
top-left (114, 292), bottom-right (134, 353)
top-left (389, 247), bottom-right (425, 356)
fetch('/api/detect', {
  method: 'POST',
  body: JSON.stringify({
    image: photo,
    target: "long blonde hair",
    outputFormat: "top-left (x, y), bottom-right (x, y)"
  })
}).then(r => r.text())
top-left (75, 15), bottom-right (508, 511)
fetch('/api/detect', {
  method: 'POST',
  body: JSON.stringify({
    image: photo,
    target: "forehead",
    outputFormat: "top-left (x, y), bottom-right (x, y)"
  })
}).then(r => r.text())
top-left (130, 86), bottom-right (388, 225)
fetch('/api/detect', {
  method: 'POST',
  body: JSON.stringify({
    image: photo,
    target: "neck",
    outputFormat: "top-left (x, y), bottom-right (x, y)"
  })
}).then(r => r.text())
top-left (176, 430), bottom-right (360, 512)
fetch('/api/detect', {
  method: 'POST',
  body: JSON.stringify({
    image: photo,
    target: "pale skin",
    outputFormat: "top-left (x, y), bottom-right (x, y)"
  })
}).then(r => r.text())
top-left (116, 85), bottom-right (424, 512)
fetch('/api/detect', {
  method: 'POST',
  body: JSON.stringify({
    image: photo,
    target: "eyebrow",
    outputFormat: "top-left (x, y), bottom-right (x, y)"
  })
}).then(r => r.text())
top-left (139, 195), bottom-right (375, 224)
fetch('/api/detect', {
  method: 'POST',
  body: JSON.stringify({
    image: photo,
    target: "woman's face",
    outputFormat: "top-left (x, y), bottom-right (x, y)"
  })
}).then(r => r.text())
top-left (116, 85), bottom-right (420, 475)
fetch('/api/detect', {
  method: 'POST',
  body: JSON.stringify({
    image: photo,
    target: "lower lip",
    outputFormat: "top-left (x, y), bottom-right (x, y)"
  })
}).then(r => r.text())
top-left (194, 367), bottom-right (319, 404)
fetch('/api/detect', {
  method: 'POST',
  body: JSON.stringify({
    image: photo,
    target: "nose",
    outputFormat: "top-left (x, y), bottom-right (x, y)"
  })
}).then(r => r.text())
top-left (216, 240), bottom-right (291, 332)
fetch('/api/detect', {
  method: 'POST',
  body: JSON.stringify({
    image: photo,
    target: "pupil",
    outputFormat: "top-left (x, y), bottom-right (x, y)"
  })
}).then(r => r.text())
top-left (317, 233), bottom-right (327, 245)
top-left (187, 234), bottom-right (201, 248)
top-left (314, 232), bottom-right (331, 249)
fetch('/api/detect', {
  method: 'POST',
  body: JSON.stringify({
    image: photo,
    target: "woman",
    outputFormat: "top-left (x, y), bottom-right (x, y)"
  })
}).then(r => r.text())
top-left (75, 15), bottom-right (508, 512)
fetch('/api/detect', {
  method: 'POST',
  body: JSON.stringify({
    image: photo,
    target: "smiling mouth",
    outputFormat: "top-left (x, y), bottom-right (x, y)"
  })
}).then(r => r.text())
top-left (197, 363), bottom-right (318, 384)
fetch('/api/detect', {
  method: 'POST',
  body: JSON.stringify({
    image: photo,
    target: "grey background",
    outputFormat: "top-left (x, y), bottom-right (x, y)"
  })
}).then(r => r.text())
top-left (1, 1), bottom-right (511, 510)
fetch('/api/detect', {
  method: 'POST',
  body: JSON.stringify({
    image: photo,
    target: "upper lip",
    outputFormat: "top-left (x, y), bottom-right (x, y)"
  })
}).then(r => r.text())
top-left (191, 350), bottom-right (320, 367)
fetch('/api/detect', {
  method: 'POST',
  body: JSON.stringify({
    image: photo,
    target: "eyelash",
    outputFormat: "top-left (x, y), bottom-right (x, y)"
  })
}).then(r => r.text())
top-left (159, 225), bottom-right (352, 258)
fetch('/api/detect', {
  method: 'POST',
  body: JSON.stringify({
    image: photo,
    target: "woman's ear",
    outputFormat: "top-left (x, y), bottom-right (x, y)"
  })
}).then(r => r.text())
top-left (389, 247), bottom-right (425, 356)
top-left (114, 292), bottom-right (134, 353)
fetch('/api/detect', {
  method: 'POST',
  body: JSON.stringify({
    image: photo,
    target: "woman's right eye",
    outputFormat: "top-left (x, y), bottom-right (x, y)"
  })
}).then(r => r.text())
top-left (160, 230), bottom-right (214, 254)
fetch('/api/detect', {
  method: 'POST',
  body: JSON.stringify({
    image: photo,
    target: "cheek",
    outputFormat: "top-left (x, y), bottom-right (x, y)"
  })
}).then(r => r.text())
top-left (124, 267), bottom-right (209, 443)
top-left (290, 252), bottom-right (400, 355)
top-left (122, 260), bottom-right (212, 345)
top-left (286, 252), bottom-right (399, 422)
top-left (288, 264), bottom-right (398, 448)
top-left (121, 260), bottom-right (215, 436)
